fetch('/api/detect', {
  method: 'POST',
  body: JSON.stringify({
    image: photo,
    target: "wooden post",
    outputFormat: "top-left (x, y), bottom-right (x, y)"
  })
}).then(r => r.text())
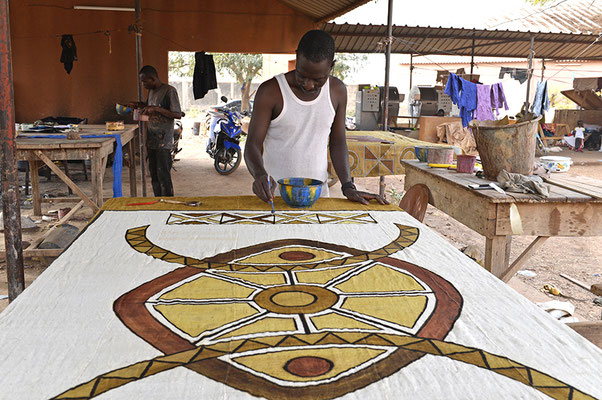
top-left (540, 58), bottom-right (545, 82)
top-left (135, 0), bottom-right (147, 196)
top-left (0, 0), bottom-right (25, 301)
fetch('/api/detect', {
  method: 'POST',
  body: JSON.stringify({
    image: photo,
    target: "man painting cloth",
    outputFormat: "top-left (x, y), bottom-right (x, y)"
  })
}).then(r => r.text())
top-left (245, 30), bottom-right (387, 205)
top-left (131, 65), bottom-right (182, 197)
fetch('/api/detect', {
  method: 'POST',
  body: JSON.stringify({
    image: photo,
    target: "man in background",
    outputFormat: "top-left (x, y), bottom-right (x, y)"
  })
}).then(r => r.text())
top-left (132, 65), bottom-right (182, 196)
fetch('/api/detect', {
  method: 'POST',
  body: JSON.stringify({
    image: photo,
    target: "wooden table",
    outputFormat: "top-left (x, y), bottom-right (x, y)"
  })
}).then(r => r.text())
top-left (16, 125), bottom-right (138, 216)
top-left (401, 160), bottom-right (602, 280)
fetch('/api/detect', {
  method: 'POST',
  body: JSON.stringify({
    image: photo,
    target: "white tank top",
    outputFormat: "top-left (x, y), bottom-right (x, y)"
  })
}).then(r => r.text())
top-left (263, 73), bottom-right (336, 197)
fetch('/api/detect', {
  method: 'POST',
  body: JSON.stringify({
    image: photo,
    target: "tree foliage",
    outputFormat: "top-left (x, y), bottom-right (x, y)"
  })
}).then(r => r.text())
top-left (168, 52), bottom-right (195, 79)
top-left (332, 53), bottom-right (368, 81)
top-left (214, 54), bottom-right (263, 112)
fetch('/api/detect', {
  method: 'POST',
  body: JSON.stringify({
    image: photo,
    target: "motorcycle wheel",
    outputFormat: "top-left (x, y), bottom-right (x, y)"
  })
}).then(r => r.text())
top-left (214, 147), bottom-right (241, 175)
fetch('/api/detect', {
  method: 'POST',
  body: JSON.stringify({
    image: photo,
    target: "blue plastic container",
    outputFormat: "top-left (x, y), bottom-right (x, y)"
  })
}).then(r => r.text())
top-left (278, 178), bottom-right (323, 208)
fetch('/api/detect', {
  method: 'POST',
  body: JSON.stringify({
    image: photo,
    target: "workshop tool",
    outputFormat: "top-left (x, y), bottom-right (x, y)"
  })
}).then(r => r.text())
top-left (268, 179), bottom-right (275, 214)
top-left (127, 199), bottom-right (203, 207)
top-left (560, 273), bottom-right (602, 296)
top-left (468, 182), bottom-right (506, 194)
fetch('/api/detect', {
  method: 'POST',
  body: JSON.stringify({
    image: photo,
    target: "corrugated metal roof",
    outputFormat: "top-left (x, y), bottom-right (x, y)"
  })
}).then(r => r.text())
top-left (323, 23), bottom-right (602, 60)
top-left (486, 0), bottom-right (602, 34)
top-left (277, 0), bottom-right (372, 22)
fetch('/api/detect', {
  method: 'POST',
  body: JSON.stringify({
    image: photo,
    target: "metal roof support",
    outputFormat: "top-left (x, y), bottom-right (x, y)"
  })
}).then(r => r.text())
top-left (0, 0), bottom-right (25, 301)
top-left (541, 58), bottom-right (545, 82)
top-left (525, 36), bottom-right (535, 112)
top-left (382, 0), bottom-right (393, 132)
top-left (134, 0), bottom-right (147, 197)
top-left (470, 33), bottom-right (475, 80)
top-left (380, 0), bottom-right (393, 197)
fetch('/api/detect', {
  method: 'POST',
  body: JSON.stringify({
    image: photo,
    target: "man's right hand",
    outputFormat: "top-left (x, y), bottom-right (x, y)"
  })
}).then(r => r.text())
top-left (253, 175), bottom-right (276, 202)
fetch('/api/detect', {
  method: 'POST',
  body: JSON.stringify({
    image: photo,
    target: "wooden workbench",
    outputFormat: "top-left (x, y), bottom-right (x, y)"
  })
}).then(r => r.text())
top-left (16, 125), bottom-right (138, 216)
top-left (401, 160), bottom-right (602, 280)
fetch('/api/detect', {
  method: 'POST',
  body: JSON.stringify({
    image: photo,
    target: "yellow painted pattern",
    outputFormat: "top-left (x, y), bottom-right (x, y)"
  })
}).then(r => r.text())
top-left (311, 312), bottom-right (380, 331)
top-left (335, 264), bottom-right (425, 293)
top-left (154, 303), bottom-right (258, 337)
top-left (233, 246), bottom-right (347, 266)
top-left (159, 276), bottom-right (255, 300)
top-left (53, 332), bottom-right (598, 400)
top-left (230, 347), bottom-right (388, 382)
top-left (215, 271), bottom-right (287, 286)
top-left (341, 295), bottom-right (427, 328)
top-left (218, 317), bottom-right (298, 339)
top-left (296, 266), bottom-right (356, 285)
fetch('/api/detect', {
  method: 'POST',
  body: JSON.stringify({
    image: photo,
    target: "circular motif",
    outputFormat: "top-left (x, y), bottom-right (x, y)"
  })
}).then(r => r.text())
top-left (278, 251), bottom-right (316, 261)
top-left (284, 356), bottom-right (334, 377)
top-left (348, 150), bottom-right (360, 172)
top-left (254, 285), bottom-right (338, 315)
top-left (271, 291), bottom-right (316, 307)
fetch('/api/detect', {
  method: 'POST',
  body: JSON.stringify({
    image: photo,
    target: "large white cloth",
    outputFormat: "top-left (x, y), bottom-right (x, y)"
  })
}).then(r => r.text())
top-left (0, 198), bottom-right (600, 400)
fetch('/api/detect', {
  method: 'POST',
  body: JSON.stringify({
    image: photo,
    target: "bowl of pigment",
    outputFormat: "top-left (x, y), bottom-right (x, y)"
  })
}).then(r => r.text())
top-left (116, 103), bottom-right (133, 116)
top-left (278, 178), bottom-right (323, 208)
top-left (414, 146), bottom-right (432, 162)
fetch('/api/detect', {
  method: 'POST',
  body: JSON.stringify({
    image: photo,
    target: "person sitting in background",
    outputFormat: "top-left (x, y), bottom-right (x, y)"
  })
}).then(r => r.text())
top-left (573, 120), bottom-right (585, 152)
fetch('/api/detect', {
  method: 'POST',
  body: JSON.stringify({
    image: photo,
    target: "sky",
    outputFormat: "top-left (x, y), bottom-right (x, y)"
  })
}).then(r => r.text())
top-left (334, 0), bottom-right (528, 29)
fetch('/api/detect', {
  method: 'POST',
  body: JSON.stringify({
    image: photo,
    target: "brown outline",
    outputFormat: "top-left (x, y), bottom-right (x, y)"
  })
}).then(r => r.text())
top-left (115, 242), bottom-right (462, 400)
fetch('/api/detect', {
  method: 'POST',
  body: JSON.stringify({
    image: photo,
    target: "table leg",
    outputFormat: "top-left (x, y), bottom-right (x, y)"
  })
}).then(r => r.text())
top-left (90, 155), bottom-right (104, 207)
top-left (29, 160), bottom-right (41, 216)
top-left (500, 236), bottom-right (549, 282)
top-left (128, 139), bottom-right (137, 197)
top-left (379, 176), bottom-right (386, 197)
top-left (485, 235), bottom-right (512, 278)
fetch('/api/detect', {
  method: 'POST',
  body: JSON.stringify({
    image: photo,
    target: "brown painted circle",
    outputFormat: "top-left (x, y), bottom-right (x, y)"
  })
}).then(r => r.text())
top-left (271, 291), bottom-right (317, 307)
top-left (284, 356), bottom-right (334, 377)
top-left (254, 285), bottom-right (338, 314)
top-left (278, 251), bottom-right (316, 261)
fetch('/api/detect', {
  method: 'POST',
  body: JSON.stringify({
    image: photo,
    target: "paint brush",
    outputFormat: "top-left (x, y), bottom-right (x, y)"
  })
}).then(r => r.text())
top-left (268, 178), bottom-right (275, 214)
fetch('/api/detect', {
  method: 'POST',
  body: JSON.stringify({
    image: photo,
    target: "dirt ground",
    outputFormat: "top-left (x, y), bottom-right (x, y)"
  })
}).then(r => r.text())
top-left (1, 125), bottom-right (601, 323)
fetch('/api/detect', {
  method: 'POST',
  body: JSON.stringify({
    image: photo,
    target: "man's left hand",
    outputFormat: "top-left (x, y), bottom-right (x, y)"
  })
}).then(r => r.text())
top-left (142, 106), bottom-right (160, 115)
top-left (343, 188), bottom-right (389, 205)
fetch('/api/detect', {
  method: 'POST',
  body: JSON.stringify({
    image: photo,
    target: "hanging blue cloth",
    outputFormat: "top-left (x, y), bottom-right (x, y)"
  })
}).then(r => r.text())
top-left (458, 78), bottom-right (477, 128)
top-left (19, 134), bottom-right (123, 198)
top-left (531, 81), bottom-right (549, 118)
top-left (445, 73), bottom-right (478, 127)
top-left (444, 73), bottom-right (461, 105)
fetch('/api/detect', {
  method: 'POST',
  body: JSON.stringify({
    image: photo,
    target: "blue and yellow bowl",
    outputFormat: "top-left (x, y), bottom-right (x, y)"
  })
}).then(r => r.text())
top-left (278, 178), bottom-right (323, 208)
top-left (116, 103), bottom-right (133, 116)
top-left (414, 146), bottom-right (432, 162)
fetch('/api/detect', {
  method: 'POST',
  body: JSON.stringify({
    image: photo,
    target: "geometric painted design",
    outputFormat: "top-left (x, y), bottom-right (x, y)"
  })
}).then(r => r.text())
top-left (54, 219), bottom-right (597, 400)
top-left (166, 211), bottom-right (377, 225)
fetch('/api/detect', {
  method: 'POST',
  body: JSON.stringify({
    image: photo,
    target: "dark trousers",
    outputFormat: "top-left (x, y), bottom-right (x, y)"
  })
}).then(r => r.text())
top-left (147, 148), bottom-right (174, 197)
top-left (575, 138), bottom-right (583, 150)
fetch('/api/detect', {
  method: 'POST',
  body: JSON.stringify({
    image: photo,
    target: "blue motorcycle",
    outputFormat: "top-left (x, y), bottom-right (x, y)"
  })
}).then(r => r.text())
top-left (207, 96), bottom-right (245, 175)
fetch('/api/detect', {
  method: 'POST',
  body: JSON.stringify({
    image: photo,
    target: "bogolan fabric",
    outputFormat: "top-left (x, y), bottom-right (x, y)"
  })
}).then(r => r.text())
top-left (327, 131), bottom-right (450, 178)
top-left (0, 196), bottom-right (601, 400)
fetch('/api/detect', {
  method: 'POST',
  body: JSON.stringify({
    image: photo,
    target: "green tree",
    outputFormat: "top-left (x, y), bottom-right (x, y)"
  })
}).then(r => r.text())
top-left (214, 53), bottom-right (263, 112)
top-left (332, 53), bottom-right (368, 81)
top-left (168, 52), bottom-right (195, 79)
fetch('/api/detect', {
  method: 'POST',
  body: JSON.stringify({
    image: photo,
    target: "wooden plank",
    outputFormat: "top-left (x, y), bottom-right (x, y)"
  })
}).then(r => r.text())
top-left (128, 139), bottom-right (137, 197)
top-left (485, 235), bottom-right (512, 278)
top-left (500, 236), bottom-right (549, 282)
top-left (34, 150), bottom-right (99, 212)
top-left (27, 201), bottom-right (85, 250)
top-left (567, 321), bottom-right (602, 349)
top-left (495, 202), bottom-right (602, 236)
top-left (545, 174), bottom-right (602, 199)
top-left (404, 166), bottom-right (497, 237)
top-left (29, 160), bottom-right (41, 216)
